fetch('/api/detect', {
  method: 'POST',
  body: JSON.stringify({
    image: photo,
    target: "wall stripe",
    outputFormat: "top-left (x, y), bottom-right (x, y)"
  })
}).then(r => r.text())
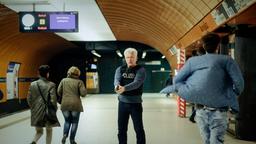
top-left (0, 78), bottom-right (6, 82)
top-left (0, 77), bottom-right (38, 83)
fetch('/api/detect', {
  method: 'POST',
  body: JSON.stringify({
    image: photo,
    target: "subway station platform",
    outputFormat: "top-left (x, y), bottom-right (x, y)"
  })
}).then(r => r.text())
top-left (0, 93), bottom-right (255, 144)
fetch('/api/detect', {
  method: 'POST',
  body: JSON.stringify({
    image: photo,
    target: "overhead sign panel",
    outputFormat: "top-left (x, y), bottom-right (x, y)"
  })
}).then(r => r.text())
top-left (19, 11), bottom-right (78, 32)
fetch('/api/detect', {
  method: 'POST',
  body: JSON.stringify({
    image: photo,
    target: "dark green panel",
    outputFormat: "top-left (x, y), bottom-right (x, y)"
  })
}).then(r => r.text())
top-left (98, 55), bottom-right (122, 93)
top-left (141, 59), bottom-right (171, 93)
top-left (82, 41), bottom-right (171, 94)
top-left (151, 71), bottom-right (170, 92)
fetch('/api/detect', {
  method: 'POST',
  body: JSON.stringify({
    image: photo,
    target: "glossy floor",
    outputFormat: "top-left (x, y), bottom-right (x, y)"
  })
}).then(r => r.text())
top-left (0, 93), bottom-right (255, 144)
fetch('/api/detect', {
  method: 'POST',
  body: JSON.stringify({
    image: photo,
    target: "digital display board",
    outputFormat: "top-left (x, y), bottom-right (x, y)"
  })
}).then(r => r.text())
top-left (19, 11), bottom-right (78, 32)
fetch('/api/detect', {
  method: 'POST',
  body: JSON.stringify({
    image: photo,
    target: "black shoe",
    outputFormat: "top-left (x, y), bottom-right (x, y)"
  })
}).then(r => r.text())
top-left (30, 142), bottom-right (36, 144)
top-left (189, 116), bottom-right (196, 123)
top-left (70, 140), bottom-right (77, 144)
top-left (61, 136), bottom-right (67, 144)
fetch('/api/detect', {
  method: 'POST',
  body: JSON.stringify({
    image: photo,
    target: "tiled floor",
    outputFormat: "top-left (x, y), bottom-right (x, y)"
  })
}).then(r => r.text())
top-left (0, 93), bottom-right (255, 144)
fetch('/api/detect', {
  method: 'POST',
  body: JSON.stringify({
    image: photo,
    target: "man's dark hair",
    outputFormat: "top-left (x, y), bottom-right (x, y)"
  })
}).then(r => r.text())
top-left (38, 65), bottom-right (50, 78)
top-left (191, 50), bottom-right (198, 56)
top-left (201, 33), bottom-right (221, 53)
top-left (197, 46), bottom-right (206, 55)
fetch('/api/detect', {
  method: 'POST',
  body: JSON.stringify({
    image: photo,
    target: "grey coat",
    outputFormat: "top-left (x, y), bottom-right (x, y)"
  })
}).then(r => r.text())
top-left (57, 77), bottom-right (86, 112)
top-left (27, 77), bottom-right (60, 127)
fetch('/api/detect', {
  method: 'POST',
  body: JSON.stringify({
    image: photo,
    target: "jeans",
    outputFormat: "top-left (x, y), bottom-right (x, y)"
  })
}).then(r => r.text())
top-left (195, 109), bottom-right (228, 144)
top-left (62, 111), bottom-right (81, 141)
top-left (118, 101), bottom-right (146, 144)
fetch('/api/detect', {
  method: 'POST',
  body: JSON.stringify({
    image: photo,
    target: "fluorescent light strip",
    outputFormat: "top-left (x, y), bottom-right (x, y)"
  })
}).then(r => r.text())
top-left (142, 51), bottom-right (146, 59)
top-left (116, 50), bottom-right (123, 57)
top-left (91, 50), bottom-right (101, 57)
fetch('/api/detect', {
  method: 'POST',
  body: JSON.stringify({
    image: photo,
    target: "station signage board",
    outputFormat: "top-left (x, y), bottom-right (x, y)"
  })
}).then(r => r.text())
top-left (19, 11), bottom-right (78, 32)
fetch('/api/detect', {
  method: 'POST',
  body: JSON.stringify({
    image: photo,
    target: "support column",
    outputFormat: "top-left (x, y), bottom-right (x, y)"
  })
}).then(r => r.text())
top-left (176, 49), bottom-right (186, 117)
top-left (234, 26), bottom-right (256, 140)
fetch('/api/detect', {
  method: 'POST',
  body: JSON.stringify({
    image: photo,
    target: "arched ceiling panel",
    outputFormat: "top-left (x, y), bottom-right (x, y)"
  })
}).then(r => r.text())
top-left (96, 0), bottom-right (222, 56)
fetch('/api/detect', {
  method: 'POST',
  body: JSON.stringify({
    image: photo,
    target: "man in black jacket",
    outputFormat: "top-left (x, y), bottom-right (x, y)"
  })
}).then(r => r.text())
top-left (114, 48), bottom-right (146, 144)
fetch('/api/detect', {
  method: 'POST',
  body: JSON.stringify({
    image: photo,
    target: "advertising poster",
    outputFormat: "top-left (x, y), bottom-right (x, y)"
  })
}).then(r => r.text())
top-left (86, 72), bottom-right (98, 89)
top-left (211, 4), bottom-right (229, 25)
top-left (6, 62), bottom-right (20, 100)
top-left (211, 0), bottom-right (255, 25)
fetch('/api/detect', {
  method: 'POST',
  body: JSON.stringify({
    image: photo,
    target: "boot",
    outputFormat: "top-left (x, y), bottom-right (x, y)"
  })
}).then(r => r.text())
top-left (70, 140), bottom-right (77, 144)
top-left (61, 135), bottom-right (67, 144)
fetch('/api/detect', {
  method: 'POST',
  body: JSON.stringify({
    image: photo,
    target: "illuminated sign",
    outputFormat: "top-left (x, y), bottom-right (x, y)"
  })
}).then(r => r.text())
top-left (19, 11), bottom-right (78, 32)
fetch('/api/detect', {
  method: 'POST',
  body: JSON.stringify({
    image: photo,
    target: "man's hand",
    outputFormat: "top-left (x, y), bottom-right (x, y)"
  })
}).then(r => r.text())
top-left (114, 85), bottom-right (119, 92)
top-left (115, 85), bottom-right (125, 94)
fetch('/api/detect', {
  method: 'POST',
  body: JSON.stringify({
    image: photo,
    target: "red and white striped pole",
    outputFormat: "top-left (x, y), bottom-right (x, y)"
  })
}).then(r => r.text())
top-left (176, 48), bottom-right (186, 117)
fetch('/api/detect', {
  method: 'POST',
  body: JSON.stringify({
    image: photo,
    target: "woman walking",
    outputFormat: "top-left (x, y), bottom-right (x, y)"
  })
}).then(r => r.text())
top-left (58, 66), bottom-right (86, 144)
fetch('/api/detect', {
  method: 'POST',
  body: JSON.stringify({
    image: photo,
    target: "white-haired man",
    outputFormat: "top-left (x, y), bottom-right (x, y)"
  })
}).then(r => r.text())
top-left (114, 48), bottom-right (146, 144)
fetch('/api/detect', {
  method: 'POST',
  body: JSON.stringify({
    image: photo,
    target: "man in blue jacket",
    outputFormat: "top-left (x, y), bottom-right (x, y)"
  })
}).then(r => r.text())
top-left (161, 33), bottom-right (244, 144)
top-left (114, 48), bottom-right (146, 144)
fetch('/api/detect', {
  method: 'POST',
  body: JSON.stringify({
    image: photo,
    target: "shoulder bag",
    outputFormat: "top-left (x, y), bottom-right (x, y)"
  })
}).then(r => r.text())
top-left (37, 82), bottom-right (58, 124)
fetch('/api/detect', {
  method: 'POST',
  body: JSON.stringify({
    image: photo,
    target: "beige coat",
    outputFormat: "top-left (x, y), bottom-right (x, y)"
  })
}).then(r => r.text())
top-left (27, 78), bottom-right (60, 127)
top-left (57, 77), bottom-right (86, 112)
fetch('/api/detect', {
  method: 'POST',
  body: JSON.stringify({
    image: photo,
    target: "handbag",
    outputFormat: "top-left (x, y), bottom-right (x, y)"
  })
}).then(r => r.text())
top-left (37, 82), bottom-right (58, 124)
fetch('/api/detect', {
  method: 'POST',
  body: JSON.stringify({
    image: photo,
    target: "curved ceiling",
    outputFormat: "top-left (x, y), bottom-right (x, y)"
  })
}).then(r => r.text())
top-left (96, 0), bottom-right (222, 68)
top-left (96, 0), bottom-right (222, 52)
top-left (1, 0), bottom-right (224, 69)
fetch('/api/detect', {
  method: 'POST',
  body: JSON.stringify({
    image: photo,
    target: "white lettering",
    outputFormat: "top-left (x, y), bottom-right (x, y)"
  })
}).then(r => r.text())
top-left (56, 16), bottom-right (70, 20)
top-left (57, 20), bottom-right (69, 23)
top-left (122, 73), bottom-right (135, 79)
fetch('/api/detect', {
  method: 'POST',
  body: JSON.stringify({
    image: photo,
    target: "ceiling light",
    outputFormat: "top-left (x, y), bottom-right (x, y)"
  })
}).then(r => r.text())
top-left (142, 51), bottom-right (146, 59)
top-left (161, 55), bottom-right (165, 59)
top-left (91, 50), bottom-right (101, 57)
top-left (116, 50), bottom-right (123, 57)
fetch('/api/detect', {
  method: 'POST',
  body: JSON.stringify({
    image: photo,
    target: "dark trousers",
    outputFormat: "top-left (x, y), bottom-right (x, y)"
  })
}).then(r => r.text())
top-left (118, 101), bottom-right (146, 144)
